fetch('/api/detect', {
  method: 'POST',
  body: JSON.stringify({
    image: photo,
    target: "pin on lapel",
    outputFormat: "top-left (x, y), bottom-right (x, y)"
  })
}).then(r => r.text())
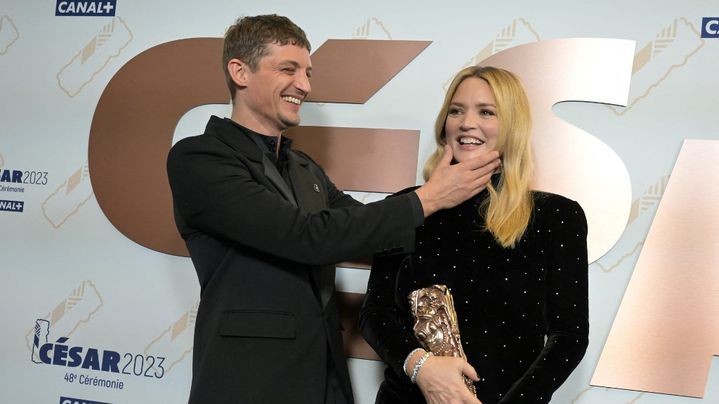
top-left (313, 184), bottom-right (320, 193)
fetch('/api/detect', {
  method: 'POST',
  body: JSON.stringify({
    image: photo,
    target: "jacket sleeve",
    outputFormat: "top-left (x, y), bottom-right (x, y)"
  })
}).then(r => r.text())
top-left (167, 137), bottom-right (423, 266)
top-left (360, 250), bottom-right (422, 380)
top-left (359, 187), bottom-right (426, 379)
top-left (500, 198), bottom-right (589, 403)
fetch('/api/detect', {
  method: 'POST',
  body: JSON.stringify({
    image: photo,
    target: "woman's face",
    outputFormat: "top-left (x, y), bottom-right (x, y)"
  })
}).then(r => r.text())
top-left (444, 77), bottom-right (500, 162)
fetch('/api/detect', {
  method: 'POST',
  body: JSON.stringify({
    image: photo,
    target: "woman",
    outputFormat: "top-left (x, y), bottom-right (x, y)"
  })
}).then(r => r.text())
top-left (360, 66), bottom-right (589, 404)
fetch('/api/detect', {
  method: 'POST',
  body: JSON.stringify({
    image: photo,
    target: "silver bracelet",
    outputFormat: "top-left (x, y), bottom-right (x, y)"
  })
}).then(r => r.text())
top-left (410, 351), bottom-right (433, 384)
top-left (403, 348), bottom-right (425, 376)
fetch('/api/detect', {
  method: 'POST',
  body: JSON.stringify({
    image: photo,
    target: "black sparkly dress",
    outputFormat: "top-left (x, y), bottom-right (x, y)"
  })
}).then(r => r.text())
top-left (360, 186), bottom-right (589, 404)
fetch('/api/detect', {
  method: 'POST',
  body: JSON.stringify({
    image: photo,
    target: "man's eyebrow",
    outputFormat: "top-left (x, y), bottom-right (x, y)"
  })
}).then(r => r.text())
top-left (277, 60), bottom-right (309, 68)
top-left (278, 60), bottom-right (312, 74)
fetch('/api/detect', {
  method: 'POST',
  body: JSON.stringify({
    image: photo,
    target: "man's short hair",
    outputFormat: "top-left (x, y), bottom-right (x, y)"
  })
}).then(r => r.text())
top-left (223, 14), bottom-right (311, 99)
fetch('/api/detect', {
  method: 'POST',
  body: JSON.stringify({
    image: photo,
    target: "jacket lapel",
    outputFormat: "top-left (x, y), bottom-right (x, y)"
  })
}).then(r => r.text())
top-left (287, 152), bottom-right (335, 309)
top-left (260, 153), bottom-right (298, 208)
top-left (287, 152), bottom-right (324, 212)
top-left (232, 124), bottom-right (297, 207)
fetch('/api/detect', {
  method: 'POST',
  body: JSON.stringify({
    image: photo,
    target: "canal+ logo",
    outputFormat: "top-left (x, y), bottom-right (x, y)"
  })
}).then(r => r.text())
top-left (56, 0), bottom-right (116, 17)
top-left (0, 200), bottom-right (24, 212)
top-left (702, 17), bottom-right (719, 38)
top-left (60, 396), bottom-right (111, 404)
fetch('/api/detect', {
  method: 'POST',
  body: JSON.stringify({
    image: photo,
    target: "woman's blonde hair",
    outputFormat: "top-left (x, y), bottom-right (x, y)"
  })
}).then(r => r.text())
top-left (423, 66), bottom-right (534, 248)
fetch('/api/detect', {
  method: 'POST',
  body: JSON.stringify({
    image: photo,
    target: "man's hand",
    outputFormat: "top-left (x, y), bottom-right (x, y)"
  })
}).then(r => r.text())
top-left (415, 146), bottom-right (500, 217)
top-left (414, 356), bottom-right (482, 404)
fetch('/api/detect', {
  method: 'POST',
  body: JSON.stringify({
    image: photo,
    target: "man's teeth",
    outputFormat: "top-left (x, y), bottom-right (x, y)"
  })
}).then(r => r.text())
top-left (459, 137), bottom-right (484, 145)
top-left (282, 96), bottom-right (301, 105)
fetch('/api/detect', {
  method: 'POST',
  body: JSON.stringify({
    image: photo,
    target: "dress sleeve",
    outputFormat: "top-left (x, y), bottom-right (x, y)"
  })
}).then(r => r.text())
top-left (167, 137), bottom-right (423, 265)
top-left (360, 251), bottom-right (422, 380)
top-left (501, 198), bottom-right (589, 403)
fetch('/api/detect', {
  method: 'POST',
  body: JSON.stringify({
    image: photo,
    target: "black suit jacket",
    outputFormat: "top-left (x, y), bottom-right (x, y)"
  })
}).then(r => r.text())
top-left (167, 116), bottom-right (422, 404)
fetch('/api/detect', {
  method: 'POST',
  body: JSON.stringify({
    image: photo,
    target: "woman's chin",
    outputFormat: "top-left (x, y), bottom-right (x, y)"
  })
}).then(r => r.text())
top-left (453, 149), bottom-right (486, 162)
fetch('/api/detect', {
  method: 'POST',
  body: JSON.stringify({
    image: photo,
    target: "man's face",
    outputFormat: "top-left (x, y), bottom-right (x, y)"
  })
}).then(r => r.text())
top-left (240, 43), bottom-right (312, 135)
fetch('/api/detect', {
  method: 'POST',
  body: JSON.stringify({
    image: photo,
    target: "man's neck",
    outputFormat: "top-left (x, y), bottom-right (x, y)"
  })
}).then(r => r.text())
top-left (230, 109), bottom-right (281, 134)
top-left (228, 113), bottom-right (282, 156)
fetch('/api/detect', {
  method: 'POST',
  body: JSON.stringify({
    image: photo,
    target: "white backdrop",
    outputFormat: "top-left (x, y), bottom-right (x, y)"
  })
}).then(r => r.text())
top-left (1, 1), bottom-right (718, 403)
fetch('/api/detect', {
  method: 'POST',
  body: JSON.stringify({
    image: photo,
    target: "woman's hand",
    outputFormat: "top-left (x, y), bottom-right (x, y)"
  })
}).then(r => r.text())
top-left (415, 356), bottom-right (482, 404)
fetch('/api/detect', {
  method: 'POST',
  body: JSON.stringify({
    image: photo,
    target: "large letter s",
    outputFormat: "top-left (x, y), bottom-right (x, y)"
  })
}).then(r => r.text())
top-left (483, 38), bottom-right (635, 262)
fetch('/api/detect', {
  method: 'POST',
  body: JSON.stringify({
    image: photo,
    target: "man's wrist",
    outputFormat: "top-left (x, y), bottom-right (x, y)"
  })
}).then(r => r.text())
top-left (414, 187), bottom-right (438, 217)
top-left (405, 191), bottom-right (426, 226)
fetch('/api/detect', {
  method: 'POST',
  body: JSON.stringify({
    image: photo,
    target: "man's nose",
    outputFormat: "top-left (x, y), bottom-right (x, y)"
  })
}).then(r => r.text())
top-left (296, 73), bottom-right (311, 94)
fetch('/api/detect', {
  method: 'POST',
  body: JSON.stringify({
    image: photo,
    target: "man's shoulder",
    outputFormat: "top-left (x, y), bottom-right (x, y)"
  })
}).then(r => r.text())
top-left (168, 133), bottom-right (224, 161)
top-left (172, 133), bottom-right (208, 148)
top-left (167, 128), bottom-right (246, 173)
top-left (169, 117), bottom-right (242, 155)
top-left (170, 116), bottom-right (242, 151)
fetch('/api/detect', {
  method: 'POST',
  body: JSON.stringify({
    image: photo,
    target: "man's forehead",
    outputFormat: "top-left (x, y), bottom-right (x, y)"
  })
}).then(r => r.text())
top-left (262, 43), bottom-right (312, 66)
top-left (265, 42), bottom-right (310, 55)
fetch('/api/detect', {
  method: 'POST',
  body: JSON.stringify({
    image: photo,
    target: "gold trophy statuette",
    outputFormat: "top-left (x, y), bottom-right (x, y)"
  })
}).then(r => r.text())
top-left (408, 284), bottom-right (477, 395)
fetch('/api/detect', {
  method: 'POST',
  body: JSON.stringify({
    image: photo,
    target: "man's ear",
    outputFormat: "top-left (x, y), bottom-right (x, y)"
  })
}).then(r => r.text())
top-left (227, 58), bottom-right (249, 88)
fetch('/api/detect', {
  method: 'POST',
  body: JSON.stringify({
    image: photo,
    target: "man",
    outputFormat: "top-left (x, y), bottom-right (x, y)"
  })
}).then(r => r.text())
top-left (167, 14), bottom-right (499, 404)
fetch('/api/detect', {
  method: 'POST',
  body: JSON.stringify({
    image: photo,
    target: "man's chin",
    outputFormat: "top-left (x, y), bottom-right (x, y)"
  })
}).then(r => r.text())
top-left (280, 118), bottom-right (301, 130)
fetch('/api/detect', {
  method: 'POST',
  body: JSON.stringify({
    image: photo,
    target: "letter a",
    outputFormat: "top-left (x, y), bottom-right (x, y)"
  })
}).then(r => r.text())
top-left (592, 139), bottom-right (719, 397)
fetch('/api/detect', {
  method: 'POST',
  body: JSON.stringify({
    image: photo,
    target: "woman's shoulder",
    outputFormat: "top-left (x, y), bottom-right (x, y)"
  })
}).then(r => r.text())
top-left (532, 190), bottom-right (582, 210)
top-left (531, 191), bottom-right (587, 225)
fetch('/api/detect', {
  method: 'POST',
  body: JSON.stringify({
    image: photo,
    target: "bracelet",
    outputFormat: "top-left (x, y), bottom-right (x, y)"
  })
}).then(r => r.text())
top-left (410, 351), bottom-right (433, 384)
top-left (403, 348), bottom-right (425, 376)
